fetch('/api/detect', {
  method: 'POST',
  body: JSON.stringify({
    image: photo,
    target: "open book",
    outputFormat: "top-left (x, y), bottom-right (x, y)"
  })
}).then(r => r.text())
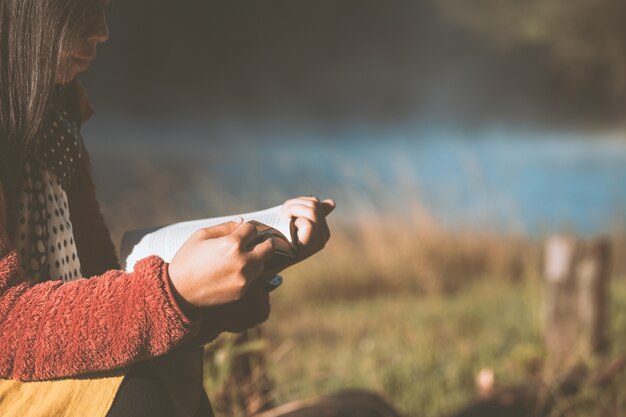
top-left (121, 205), bottom-right (296, 272)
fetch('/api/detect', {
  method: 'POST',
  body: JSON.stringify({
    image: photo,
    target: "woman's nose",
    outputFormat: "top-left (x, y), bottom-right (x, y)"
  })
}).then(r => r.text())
top-left (87, 12), bottom-right (110, 44)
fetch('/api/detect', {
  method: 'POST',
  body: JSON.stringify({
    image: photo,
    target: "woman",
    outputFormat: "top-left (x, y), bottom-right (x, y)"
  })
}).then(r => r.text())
top-left (0, 0), bottom-right (335, 416)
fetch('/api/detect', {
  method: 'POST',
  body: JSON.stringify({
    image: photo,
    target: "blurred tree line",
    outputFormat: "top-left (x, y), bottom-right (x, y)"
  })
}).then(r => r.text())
top-left (437, 0), bottom-right (626, 117)
top-left (84, 0), bottom-right (626, 130)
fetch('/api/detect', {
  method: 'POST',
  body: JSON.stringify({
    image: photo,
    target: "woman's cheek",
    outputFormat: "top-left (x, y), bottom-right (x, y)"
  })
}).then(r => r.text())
top-left (55, 54), bottom-right (79, 85)
top-left (55, 61), bottom-right (71, 85)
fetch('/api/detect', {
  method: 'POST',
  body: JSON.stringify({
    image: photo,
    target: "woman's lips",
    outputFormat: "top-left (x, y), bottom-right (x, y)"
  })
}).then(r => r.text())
top-left (72, 56), bottom-right (93, 70)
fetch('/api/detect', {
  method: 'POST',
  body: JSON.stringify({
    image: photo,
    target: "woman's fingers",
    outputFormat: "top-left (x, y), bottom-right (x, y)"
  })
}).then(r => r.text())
top-left (282, 203), bottom-right (319, 224)
top-left (243, 235), bottom-right (275, 282)
top-left (321, 199), bottom-right (336, 216)
top-left (284, 196), bottom-right (320, 205)
top-left (282, 197), bottom-right (325, 214)
top-left (294, 217), bottom-right (315, 246)
top-left (248, 235), bottom-right (276, 263)
top-left (283, 197), bottom-right (335, 218)
top-left (282, 201), bottom-right (318, 219)
top-left (196, 218), bottom-right (243, 240)
top-left (281, 196), bottom-right (334, 251)
top-left (297, 215), bottom-right (329, 244)
top-left (229, 222), bottom-right (259, 249)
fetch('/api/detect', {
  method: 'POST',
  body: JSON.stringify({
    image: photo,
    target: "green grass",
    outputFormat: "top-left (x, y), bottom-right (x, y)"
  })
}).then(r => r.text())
top-left (257, 277), bottom-right (626, 417)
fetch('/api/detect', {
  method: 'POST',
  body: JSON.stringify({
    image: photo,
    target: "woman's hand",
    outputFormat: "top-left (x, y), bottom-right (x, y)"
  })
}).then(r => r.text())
top-left (262, 196), bottom-right (336, 277)
top-left (168, 218), bottom-right (276, 311)
top-left (284, 196), bottom-right (336, 260)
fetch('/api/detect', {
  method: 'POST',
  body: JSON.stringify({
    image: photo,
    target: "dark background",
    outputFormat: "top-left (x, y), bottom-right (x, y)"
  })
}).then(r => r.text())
top-left (82, 0), bottom-right (626, 132)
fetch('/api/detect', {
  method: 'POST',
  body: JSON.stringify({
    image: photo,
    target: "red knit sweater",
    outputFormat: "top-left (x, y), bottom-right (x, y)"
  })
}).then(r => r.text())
top-left (0, 82), bottom-right (270, 382)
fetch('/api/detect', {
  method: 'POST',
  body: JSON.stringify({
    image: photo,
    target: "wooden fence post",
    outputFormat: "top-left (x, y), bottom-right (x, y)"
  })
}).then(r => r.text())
top-left (544, 235), bottom-right (611, 375)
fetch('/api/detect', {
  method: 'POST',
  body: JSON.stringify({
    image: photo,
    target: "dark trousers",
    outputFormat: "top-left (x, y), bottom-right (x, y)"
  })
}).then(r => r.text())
top-left (105, 360), bottom-right (215, 417)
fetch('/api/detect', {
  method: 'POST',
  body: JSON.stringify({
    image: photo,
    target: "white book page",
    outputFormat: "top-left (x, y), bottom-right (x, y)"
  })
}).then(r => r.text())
top-left (125, 205), bottom-right (291, 272)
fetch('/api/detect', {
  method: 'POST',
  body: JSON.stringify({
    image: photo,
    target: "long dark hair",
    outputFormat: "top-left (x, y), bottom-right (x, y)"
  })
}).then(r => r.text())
top-left (0, 0), bottom-right (104, 233)
top-left (0, 0), bottom-right (104, 150)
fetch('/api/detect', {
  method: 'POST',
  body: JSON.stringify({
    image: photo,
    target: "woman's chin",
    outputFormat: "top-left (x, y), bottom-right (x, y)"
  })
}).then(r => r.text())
top-left (55, 56), bottom-right (94, 85)
top-left (72, 57), bottom-right (92, 72)
top-left (55, 68), bottom-right (81, 86)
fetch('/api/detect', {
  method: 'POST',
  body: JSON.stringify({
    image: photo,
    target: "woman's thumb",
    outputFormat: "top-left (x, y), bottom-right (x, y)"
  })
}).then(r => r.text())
top-left (321, 199), bottom-right (336, 216)
top-left (200, 217), bottom-right (244, 239)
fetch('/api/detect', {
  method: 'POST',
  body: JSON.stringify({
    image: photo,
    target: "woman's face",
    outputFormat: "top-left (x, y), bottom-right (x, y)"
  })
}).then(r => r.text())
top-left (55, 2), bottom-right (110, 85)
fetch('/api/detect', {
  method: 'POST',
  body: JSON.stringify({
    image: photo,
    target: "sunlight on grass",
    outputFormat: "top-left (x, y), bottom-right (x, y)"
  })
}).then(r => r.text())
top-left (266, 279), bottom-right (546, 417)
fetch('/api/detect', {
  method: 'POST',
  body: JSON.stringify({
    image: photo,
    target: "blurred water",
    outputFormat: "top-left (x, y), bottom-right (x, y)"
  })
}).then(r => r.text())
top-left (84, 120), bottom-right (626, 236)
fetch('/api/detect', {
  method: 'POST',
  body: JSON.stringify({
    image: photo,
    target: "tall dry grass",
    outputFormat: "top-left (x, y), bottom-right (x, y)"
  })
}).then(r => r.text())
top-left (97, 154), bottom-right (546, 298)
top-left (281, 212), bottom-right (538, 304)
top-left (96, 151), bottom-right (625, 299)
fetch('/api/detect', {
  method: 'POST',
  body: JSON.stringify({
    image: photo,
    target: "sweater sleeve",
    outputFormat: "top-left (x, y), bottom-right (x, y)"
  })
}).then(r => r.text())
top-left (189, 281), bottom-right (271, 347)
top-left (0, 230), bottom-right (200, 382)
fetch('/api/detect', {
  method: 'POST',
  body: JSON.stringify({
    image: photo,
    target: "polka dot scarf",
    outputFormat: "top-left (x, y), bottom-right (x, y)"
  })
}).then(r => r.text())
top-left (14, 106), bottom-right (83, 283)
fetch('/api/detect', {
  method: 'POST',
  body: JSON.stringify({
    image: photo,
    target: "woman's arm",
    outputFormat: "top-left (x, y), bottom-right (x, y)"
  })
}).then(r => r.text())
top-left (0, 179), bottom-right (279, 380)
top-left (0, 231), bottom-right (200, 381)
top-left (190, 281), bottom-right (271, 346)
top-left (0, 184), bottom-right (201, 381)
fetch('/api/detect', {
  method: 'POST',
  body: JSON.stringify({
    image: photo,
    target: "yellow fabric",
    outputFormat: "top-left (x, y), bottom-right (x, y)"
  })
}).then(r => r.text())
top-left (0, 344), bottom-right (204, 417)
top-left (0, 370), bottom-right (126, 417)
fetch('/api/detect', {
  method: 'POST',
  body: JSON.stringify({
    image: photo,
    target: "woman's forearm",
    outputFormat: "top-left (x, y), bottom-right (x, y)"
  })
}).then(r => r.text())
top-left (0, 231), bottom-right (200, 382)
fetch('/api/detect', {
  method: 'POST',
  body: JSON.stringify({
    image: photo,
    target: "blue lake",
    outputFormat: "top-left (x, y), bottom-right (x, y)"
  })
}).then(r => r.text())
top-left (84, 121), bottom-right (626, 236)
